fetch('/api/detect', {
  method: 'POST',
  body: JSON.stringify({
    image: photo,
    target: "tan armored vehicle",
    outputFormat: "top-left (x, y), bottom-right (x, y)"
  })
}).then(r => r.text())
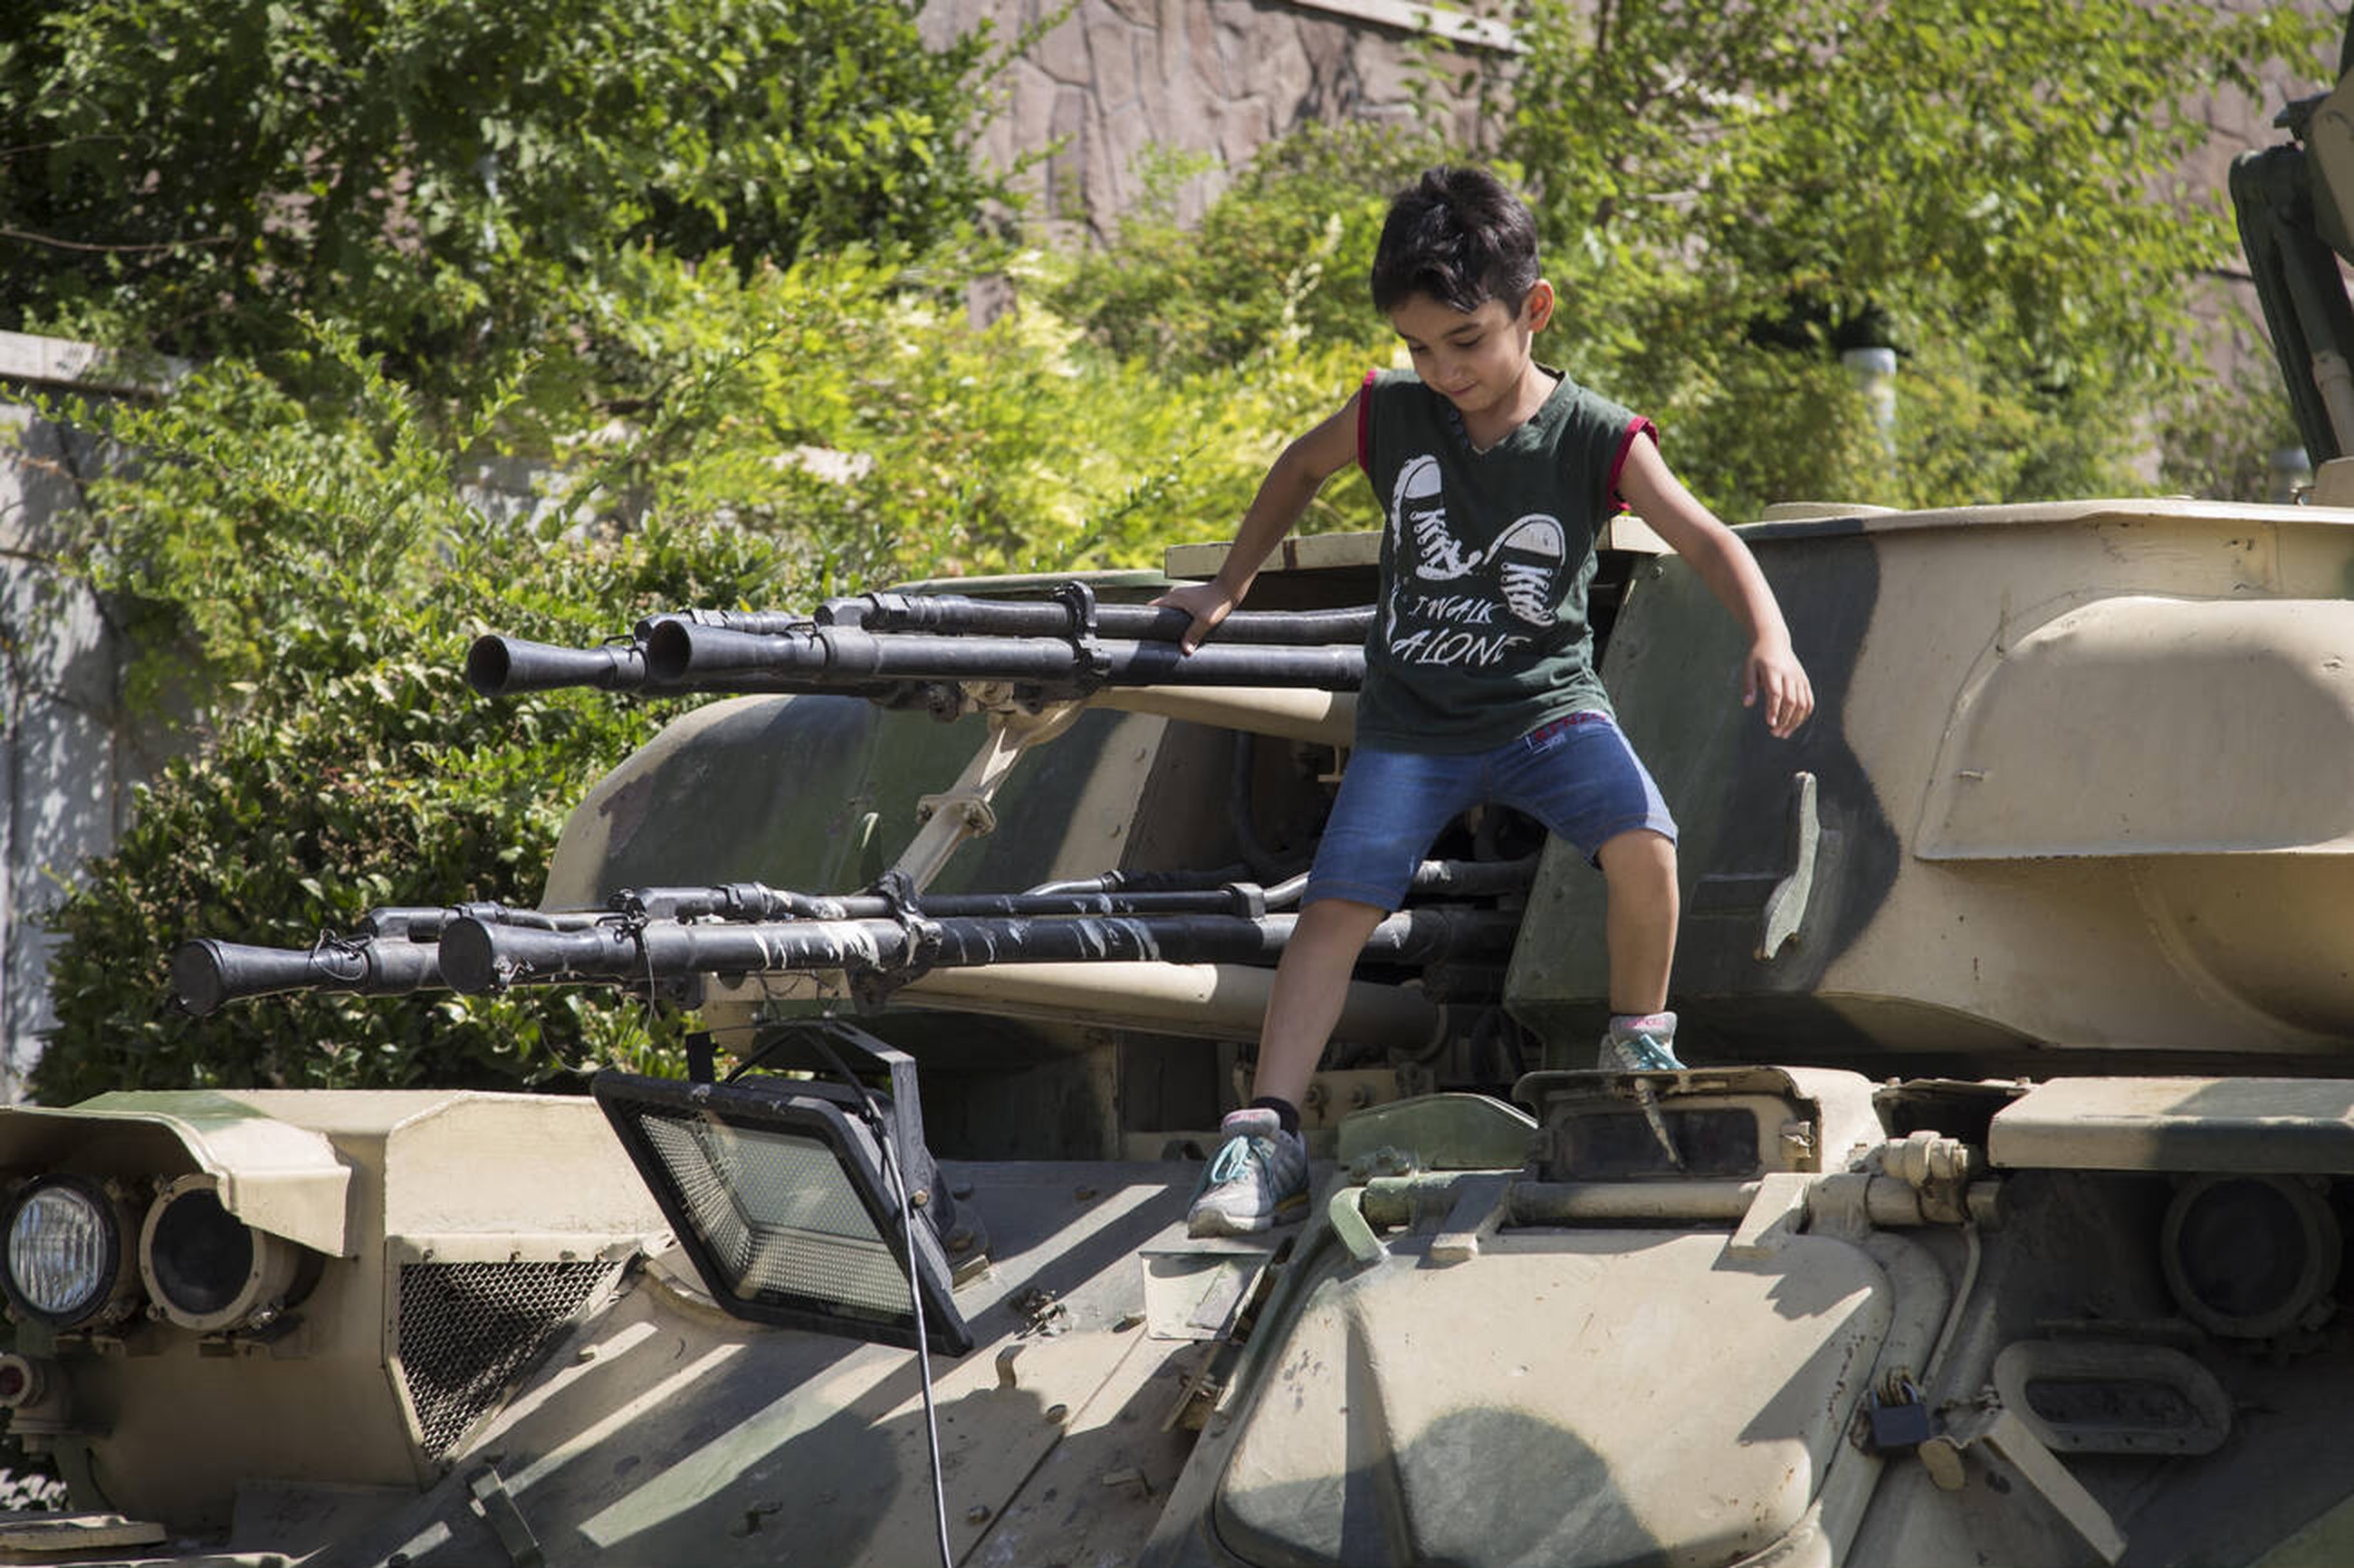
top-left (10, 62), bottom-right (2354, 1568)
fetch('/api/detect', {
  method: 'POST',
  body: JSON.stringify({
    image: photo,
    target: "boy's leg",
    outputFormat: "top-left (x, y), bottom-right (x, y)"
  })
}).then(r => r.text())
top-left (1597, 827), bottom-right (1677, 1017)
top-left (1596, 827), bottom-right (1684, 1070)
top-left (1189, 746), bottom-right (1472, 1238)
top-left (1493, 713), bottom-right (1683, 1068)
top-left (1188, 898), bottom-right (1386, 1238)
top-left (1249, 897), bottom-right (1391, 1107)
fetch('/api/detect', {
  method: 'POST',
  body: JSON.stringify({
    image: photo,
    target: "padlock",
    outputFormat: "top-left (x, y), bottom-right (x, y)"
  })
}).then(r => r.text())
top-left (1865, 1380), bottom-right (1935, 1450)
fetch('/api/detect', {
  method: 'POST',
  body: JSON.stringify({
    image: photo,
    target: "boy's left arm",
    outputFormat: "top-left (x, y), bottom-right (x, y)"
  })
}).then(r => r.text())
top-left (1615, 435), bottom-right (1814, 739)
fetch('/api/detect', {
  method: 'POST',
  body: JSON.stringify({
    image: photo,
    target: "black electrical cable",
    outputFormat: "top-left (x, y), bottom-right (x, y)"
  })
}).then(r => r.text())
top-left (809, 1027), bottom-right (956, 1568)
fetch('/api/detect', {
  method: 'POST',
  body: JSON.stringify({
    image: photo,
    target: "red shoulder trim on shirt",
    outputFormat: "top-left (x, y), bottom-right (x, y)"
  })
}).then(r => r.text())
top-left (1356, 368), bottom-right (1378, 478)
top-left (1607, 416), bottom-right (1659, 512)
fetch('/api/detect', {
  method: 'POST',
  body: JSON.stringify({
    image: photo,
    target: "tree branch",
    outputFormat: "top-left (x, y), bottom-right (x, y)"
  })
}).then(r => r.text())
top-left (0, 226), bottom-right (231, 256)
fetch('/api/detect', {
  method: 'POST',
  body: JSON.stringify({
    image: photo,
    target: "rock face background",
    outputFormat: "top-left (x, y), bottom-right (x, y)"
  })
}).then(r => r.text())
top-left (919, 0), bottom-right (1500, 238)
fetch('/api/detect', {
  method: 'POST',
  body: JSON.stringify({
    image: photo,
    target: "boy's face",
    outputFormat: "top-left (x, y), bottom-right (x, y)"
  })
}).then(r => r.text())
top-left (1388, 282), bottom-right (1555, 416)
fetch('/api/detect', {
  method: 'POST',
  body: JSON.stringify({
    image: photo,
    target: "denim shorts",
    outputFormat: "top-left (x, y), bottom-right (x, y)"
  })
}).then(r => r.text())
top-left (1303, 712), bottom-right (1678, 911)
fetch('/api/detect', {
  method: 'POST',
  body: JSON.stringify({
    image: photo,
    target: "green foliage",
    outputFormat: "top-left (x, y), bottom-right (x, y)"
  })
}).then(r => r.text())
top-left (544, 247), bottom-right (1378, 582)
top-left (1048, 121), bottom-right (1440, 376)
top-left (36, 329), bottom-right (784, 1103)
top-left (0, 0), bottom-right (1012, 397)
top-left (2156, 310), bottom-right (2311, 502)
top-left (37, 639), bottom-right (696, 1103)
top-left (1485, 0), bottom-right (2335, 516)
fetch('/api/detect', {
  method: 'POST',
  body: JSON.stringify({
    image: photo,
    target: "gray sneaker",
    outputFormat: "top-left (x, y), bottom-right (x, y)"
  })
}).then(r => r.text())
top-left (1187, 1108), bottom-right (1310, 1237)
top-left (1599, 1013), bottom-right (1684, 1168)
top-left (1598, 1011), bottom-right (1684, 1071)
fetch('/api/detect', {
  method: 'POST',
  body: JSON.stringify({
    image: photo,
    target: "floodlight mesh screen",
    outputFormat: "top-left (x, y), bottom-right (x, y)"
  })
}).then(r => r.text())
top-left (396, 1260), bottom-right (620, 1459)
top-left (638, 1110), bottom-right (913, 1320)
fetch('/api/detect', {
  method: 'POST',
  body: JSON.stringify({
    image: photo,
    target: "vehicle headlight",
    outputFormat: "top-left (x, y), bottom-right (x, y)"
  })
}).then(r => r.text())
top-left (3, 1175), bottom-right (141, 1331)
top-left (139, 1176), bottom-right (311, 1333)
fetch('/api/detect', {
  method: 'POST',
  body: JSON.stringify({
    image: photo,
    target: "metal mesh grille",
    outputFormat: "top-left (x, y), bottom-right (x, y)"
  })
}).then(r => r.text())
top-left (396, 1260), bottom-right (620, 1459)
top-left (639, 1109), bottom-right (912, 1318)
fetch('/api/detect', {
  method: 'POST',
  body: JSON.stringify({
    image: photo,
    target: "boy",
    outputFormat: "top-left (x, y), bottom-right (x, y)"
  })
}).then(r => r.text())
top-left (1157, 166), bottom-right (1813, 1238)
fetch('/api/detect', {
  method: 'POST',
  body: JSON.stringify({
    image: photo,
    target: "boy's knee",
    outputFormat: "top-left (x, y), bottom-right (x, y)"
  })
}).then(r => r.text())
top-left (1295, 896), bottom-right (1389, 943)
top-left (1597, 827), bottom-right (1676, 879)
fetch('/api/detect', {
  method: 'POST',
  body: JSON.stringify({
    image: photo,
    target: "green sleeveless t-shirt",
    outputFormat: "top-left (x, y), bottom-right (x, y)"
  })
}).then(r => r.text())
top-left (1354, 367), bottom-right (1653, 752)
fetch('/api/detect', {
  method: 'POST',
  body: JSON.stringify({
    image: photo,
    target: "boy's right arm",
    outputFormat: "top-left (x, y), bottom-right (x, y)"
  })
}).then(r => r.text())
top-left (1155, 390), bottom-right (1364, 654)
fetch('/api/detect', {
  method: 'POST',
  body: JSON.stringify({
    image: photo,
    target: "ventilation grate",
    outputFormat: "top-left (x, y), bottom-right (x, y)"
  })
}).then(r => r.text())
top-left (396, 1259), bottom-right (621, 1460)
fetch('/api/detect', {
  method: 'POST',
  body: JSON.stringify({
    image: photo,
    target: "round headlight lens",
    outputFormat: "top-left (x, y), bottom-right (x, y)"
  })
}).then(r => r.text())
top-left (137, 1175), bottom-right (311, 1333)
top-left (7, 1179), bottom-right (120, 1324)
top-left (146, 1186), bottom-right (254, 1319)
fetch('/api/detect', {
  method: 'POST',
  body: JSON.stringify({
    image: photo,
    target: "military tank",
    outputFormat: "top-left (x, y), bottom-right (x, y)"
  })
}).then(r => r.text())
top-left (9, 70), bottom-right (2354, 1568)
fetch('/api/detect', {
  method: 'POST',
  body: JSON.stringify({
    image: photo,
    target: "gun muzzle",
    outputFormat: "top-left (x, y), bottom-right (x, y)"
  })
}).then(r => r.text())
top-left (465, 636), bottom-right (647, 696)
top-left (170, 937), bottom-right (444, 1016)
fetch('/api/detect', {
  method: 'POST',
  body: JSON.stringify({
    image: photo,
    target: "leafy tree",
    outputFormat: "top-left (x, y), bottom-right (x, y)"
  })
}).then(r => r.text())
top-left (0, 0), bottom-right (1013, 397)
top-left (1492, 0), bottom-right (2334, 514)
top-left (34, 329), bottom-right (785, 1102)
top-left (572, 248), bottom-right (1378, 587)
top-left (1048, 120), bottom-right (1442, 377)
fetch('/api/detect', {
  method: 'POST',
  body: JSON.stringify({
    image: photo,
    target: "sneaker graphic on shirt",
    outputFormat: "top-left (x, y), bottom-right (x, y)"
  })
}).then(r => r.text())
top-left (1490, 513), bottom-right (1567, 625)
top-left (1393, 454), bottom-right (1473, 582)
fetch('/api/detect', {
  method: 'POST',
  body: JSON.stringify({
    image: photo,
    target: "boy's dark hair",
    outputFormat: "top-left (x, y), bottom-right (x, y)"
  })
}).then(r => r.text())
top-left (1370, 166), bottom-right (1540, 315)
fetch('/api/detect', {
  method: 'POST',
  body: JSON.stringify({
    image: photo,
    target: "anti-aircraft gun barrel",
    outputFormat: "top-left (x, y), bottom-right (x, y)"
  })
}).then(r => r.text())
top-left (617, 879), bottom-right (1293, 923)
top-left (176, 876), bottom-right (1472, 1013)
top-left (616, 861), bottom-right (1536, 923)
top-left (640, 621), bottom-right (1364, 692)
top-left (463, 631), bottom-right (934, 701)
top-left (465, 610), bottom-right (821, 696)
top-left (352, 902), bottom-right (615, 941)
top-left (824, 591), bottom-right (1373, 645)
top-left (438, 906), bottom-right (1517, 996)
top-left (171, 936), bottom-right (445, 1018)
top-left (465, 607), bottom-right (836, 697)
top-left (169, 904), bottom-right (611, 1015)
top-left (467, 588), bottom-right (1373, 700)
top-left (464, 636), bottom-right (653, 696)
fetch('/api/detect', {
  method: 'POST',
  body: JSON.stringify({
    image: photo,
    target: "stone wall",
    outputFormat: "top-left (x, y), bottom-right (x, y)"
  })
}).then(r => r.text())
top-left (0, 341), bottom-right (169, 1098)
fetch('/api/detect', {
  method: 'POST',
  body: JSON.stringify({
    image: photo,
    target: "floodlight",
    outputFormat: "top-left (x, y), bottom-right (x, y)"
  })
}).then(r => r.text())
top-left (593, 1060), bottom-right (971, 1356)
